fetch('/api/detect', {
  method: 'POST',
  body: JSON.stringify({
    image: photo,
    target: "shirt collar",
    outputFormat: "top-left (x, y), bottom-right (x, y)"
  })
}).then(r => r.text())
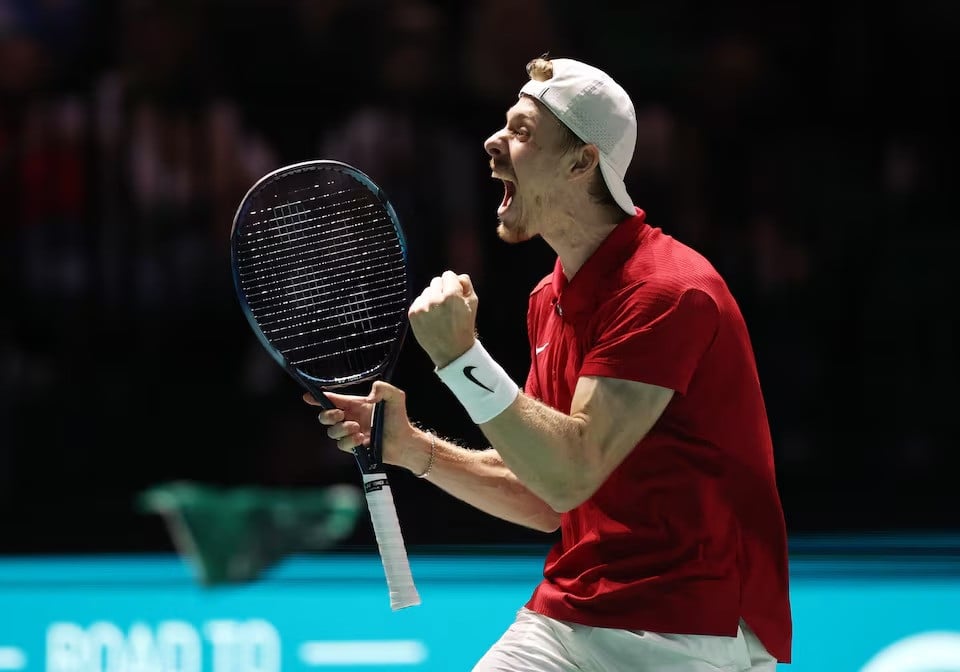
top-left (550, 209), bottom-right (649, 321)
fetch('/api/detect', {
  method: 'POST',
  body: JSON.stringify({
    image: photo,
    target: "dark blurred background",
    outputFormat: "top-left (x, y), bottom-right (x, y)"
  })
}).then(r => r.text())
top-left (1, 0), bottom-right (957, 554)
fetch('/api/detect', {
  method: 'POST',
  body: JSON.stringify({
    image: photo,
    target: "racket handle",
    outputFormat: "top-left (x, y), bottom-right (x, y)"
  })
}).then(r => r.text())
top-left (362, 473), bottom-right (421, 610)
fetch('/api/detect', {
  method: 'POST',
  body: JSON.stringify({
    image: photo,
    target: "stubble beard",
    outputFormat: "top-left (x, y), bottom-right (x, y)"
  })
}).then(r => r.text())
top-left (497, 218), bottom-right (531, 244)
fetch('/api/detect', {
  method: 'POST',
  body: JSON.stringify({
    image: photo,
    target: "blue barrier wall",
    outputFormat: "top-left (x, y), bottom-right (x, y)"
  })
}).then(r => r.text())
top-left (1, 541), bottom-right (958, 671)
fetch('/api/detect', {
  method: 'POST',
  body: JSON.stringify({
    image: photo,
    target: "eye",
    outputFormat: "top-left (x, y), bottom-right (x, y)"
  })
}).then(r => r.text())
top-left (509, 127), bottom-right (530, 140)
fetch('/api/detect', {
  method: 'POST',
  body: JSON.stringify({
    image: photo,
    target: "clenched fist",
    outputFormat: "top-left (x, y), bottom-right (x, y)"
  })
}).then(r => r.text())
top-left (408, 270), bottom-right (478, 369)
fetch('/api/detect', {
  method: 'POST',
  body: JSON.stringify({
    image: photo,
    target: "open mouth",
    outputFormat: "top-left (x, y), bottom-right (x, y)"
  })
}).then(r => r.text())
top-left (498, 179), bottom-right (516, 217)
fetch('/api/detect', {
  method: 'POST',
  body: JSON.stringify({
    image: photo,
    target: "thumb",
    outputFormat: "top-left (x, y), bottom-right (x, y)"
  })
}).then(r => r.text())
top-left (367, 380), bottom-right (405, 405)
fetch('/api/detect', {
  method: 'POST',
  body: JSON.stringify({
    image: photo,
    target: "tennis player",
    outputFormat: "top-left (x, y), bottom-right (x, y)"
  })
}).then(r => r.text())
top-left (311, 56), bottom-right (791, 670)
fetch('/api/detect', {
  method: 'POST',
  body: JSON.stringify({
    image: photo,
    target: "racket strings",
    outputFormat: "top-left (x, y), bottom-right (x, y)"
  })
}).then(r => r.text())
top-left (271, 207), bottom-right (379, 373)
top-left (251, 279), bottom-right (405, 327)
top-left (237, 227), bottom-right (400, 281)
top-left (263, 290), bottom-right (407, 346)
top-left (241, 248), bottom-right (403, 304)
top-left (239, 200), bottom-right (389, 261)
top-left (236, 176), bottom-right (407, 382)
top-left (249, 198), bottom-right (402, 312)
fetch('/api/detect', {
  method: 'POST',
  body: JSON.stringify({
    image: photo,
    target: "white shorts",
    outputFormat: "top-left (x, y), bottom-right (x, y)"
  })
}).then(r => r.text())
top-left (472, 608), bottom-right (777, 672)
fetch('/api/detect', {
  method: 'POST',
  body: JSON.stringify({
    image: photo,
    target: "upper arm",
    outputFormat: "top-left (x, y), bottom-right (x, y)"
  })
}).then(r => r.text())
top-left (562, 286), bottom-right (719, 505)
top-left (569, 375), bottom-right (674, 494)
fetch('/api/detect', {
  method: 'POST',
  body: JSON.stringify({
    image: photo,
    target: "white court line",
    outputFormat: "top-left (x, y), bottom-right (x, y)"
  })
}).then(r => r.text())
top-left (299, 640), bottom-right (427, 666)
top-left (0, 647), bottom-right (26, 671)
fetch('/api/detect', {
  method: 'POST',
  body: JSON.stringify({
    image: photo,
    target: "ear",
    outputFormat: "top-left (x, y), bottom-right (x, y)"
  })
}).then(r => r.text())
top-left (569, 144), bottom-right (600, 182)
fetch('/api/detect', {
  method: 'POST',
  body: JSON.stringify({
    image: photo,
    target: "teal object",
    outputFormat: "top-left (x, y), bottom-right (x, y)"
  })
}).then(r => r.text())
top-left (0, 538), bottom-right (958, 671)
top-left (138, 481), bottom-right (364, 585)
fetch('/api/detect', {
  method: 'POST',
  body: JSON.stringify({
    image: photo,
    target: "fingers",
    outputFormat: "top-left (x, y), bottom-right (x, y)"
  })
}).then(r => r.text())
top-left (304, 390), bottom-right (367, 453)
top-left (302, 392), bottom-right (331, 408)
top-left (303, 390), bottom-right (366, 413)
top-left (411, 270), bottom-right (474, 314)
top-left (326, 419), bottom-right (359, 438)
top-left (441, 270), bottom-right (477, 301)
top-left (320, 414), bottom-right (365, 454)
top-left (457, 273), bottom-right (474, 296)
top-left (423, 270), bottom-right (469, 299)
top-left (329, 421), bottom-right (364, 451)
top-left (332, 426), bottom-right (364, 453)
top-left (316, 407), bottom-right (344, 426)
top-left (337, 434), bottom-right (365, 453)
top-left (440, 270), bottom-right (461, 295)
top-left (321, 382), bottom-right (406, 455)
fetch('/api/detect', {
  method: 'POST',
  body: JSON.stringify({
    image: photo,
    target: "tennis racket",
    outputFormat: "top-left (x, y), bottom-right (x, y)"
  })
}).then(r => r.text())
top-left (230, 159), bottom-right (420, 610)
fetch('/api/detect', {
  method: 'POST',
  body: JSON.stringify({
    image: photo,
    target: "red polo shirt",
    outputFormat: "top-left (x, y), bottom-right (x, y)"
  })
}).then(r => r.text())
top-left (523, 210), bottom-right (792, 663)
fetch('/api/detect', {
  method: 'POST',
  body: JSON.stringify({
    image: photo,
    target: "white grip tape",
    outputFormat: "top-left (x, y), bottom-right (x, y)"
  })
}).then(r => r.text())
top-left (435, 340), bottom-right (520, 424)
top-left (362, 473), bottom-right (421, 610)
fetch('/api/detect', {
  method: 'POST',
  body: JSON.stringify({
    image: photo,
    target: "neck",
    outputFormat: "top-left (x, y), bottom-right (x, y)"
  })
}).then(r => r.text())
top-left (542, 202), bottom-right (626, 279)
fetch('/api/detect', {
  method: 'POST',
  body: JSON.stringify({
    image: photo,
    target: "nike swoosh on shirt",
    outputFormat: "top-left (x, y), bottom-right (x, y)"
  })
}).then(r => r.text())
top-left (463, 366), bottom-right (495, 393)
top-left (535, 343), bottom-right (550, 354)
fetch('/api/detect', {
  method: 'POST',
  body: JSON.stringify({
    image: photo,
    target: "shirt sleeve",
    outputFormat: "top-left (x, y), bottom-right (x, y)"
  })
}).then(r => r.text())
top-left (579, 286), bottom-right (720, 395)
top-left (524, 366), bottom-right (541, 399)
top-left (524, 293), bottom-right (544, 399)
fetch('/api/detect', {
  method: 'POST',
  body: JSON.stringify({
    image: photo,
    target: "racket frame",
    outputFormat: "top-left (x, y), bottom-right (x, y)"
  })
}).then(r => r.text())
top-left (230, 160), bottom-right (411, 474)
top-left (230, 160), bottom-right (420, 610)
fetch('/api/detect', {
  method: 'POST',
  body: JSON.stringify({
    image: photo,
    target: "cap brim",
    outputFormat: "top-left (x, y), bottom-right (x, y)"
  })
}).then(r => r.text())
top-left (599, 157), bottom-right (635, 216)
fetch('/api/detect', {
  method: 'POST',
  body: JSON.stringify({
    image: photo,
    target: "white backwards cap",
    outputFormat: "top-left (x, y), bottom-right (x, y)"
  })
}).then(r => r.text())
top-left (520, 58), bottom-right (637, 215)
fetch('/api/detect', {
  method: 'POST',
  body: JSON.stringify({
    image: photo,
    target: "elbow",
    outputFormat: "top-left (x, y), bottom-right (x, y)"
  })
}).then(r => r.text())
top-left (542, 459), bottom-right (602, 513)
top-left (543, 478), bottom-right (596, 514)
top-left (547, 493), bottom-right (588, 514)
top-left (534, 509), bottom-right (562, 533)
top-left (542, 418), bottom-right (606, 513)
top-left (516, 503), bottom-right (561, 533)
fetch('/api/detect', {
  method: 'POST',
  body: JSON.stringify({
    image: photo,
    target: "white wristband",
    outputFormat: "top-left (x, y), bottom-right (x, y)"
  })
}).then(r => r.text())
top-left (435, 340), bottom-right (520, 424)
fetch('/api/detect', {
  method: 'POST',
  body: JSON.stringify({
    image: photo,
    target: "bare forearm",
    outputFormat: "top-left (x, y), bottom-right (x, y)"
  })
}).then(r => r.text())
top-left (392, 429), bottom-right (560, 533)
top-left (470, 376), bottom-right (673, 513)
top-left (480, 393), bottom-right (592, 512)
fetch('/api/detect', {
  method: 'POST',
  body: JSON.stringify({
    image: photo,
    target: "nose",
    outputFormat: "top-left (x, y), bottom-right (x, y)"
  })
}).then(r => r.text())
top-left (484, 128), bottom-right (506, 157)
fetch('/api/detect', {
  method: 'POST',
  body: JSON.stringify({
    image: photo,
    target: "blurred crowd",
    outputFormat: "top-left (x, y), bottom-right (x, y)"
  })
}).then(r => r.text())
top-left (1, 0), bottom-right (957, 553)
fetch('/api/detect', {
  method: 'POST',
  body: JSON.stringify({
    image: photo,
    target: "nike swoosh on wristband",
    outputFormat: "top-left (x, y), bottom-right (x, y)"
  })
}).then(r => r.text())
top-left (462, 366), bottom-right (495, 393)
top-left (535, 343), bottom-right (549, 354)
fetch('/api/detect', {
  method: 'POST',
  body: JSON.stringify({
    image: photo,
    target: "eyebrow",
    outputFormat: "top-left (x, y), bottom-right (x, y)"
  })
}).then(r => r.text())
top-left (506, 110), bottom-right (534, 124)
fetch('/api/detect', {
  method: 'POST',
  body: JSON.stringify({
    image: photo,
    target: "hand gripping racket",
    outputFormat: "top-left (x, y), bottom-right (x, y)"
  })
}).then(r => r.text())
top-left (231, 160), bottom-right (420, 609)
